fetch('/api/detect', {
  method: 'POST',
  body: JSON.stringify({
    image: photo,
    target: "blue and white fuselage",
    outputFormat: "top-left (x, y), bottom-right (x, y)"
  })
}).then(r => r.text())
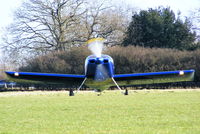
top-left (84, 54), bottom-right (116, 90)
top-left (85, 54), bottom-right (114, 80)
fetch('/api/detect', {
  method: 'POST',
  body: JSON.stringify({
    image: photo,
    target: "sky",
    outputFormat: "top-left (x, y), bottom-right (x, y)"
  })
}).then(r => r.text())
top-left (0, 0), bottom-right (199, 57)
top-left (0, 0), bottom-right (23, 58)
top-left (123, 0), bottom-right (200, 16)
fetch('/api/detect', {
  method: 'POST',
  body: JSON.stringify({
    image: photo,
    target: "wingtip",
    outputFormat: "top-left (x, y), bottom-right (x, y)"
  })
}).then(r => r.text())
top-left (4, 71), bottom-right (19, 77)
top-left (5, 71), bottom-right (14, 75)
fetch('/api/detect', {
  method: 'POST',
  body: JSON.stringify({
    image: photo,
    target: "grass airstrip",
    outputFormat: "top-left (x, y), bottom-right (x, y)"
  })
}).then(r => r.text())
top-left (0, 90), bottom-right (200, 134)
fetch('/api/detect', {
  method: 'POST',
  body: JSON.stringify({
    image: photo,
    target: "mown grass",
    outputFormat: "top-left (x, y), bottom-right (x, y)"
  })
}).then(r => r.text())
top-left (0, 90), bottom-right (200, 134)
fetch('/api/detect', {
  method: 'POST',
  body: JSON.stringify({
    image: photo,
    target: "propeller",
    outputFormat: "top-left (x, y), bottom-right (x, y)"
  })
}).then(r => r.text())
top-left (87, 38), bottom-right (105, 57)
top-left (87, 38), bottom-right (108, 81)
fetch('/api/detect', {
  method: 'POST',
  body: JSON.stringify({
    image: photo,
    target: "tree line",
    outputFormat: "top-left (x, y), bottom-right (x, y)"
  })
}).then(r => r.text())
top-left (1, 1), bottom-right (199, 63)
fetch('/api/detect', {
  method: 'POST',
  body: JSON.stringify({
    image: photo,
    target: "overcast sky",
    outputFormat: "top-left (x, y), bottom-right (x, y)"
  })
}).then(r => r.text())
top-left (122, 0), bottom-right (199, 15)
top-left (0, 0), bottom-right (199, 57)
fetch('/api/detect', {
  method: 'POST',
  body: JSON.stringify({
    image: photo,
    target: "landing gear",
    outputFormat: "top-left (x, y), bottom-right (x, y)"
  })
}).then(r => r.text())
top-left (69, 89), bottom-right (74, 96)
top-left (97, 92), bottom-right (101, 96)
top-left (70, 77), bottom-right (87, 96)
top-left (76, 78), bottom-right (87, 93)
top-left (124, 89), bottom-right (128, 95)
top-left (111, 77), bottom-right (129, 95)
top-left (94, 89), bottom-right (102, 96)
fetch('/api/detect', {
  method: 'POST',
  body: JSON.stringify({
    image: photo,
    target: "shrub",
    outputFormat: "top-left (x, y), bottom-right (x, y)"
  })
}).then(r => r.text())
top-left (20, 46), bottom-right (199, 81)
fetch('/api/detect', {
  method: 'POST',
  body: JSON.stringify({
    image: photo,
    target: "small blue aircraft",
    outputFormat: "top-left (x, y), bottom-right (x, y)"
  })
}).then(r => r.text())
top-left (5, 38), bottom-right (195, 95)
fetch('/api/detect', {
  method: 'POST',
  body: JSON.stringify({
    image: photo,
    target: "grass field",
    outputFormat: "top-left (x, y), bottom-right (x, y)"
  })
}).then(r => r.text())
top-left (0, 90), bottom-right (200, 134)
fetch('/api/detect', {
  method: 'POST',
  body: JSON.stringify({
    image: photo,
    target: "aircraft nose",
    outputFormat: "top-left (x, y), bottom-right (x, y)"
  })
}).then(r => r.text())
top-left (88, 58), bottom-right (108, 64)
top-left (95, 58), bottom-right (103, 64)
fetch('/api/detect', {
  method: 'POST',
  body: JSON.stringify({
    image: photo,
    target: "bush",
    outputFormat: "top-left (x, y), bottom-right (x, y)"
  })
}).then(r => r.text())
top-left (107, 46), bottom-right (196, 73)
top-left (20, 46), bottom-right (90, 74)
top-left (19, 46), bottom-right (200, 81)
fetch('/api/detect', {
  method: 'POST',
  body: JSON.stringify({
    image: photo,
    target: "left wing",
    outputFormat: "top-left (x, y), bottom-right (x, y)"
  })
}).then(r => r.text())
top-left (113, 70), bottom-right (195, 86)
top-left (5, 71), bottom-right (86, 86)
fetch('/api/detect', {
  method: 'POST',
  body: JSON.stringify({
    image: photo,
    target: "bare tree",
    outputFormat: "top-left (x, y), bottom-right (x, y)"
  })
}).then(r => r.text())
top-left (78, 1), bottom-right (132, 45)
top-left (190, 8), bottom-right (200, 39)
top-left (2, 0), bottom-right (133, 61)
top-left (3, 0), bottom-right (86, 52)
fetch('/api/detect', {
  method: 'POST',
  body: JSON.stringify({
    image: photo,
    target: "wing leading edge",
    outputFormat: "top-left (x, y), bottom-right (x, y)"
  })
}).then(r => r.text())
top-left (5, 70), bottom-right (195, 88)
top-left (113, 70), bottom-right (195, 86)
top-left (5, 71), bottom-right (86, 86)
